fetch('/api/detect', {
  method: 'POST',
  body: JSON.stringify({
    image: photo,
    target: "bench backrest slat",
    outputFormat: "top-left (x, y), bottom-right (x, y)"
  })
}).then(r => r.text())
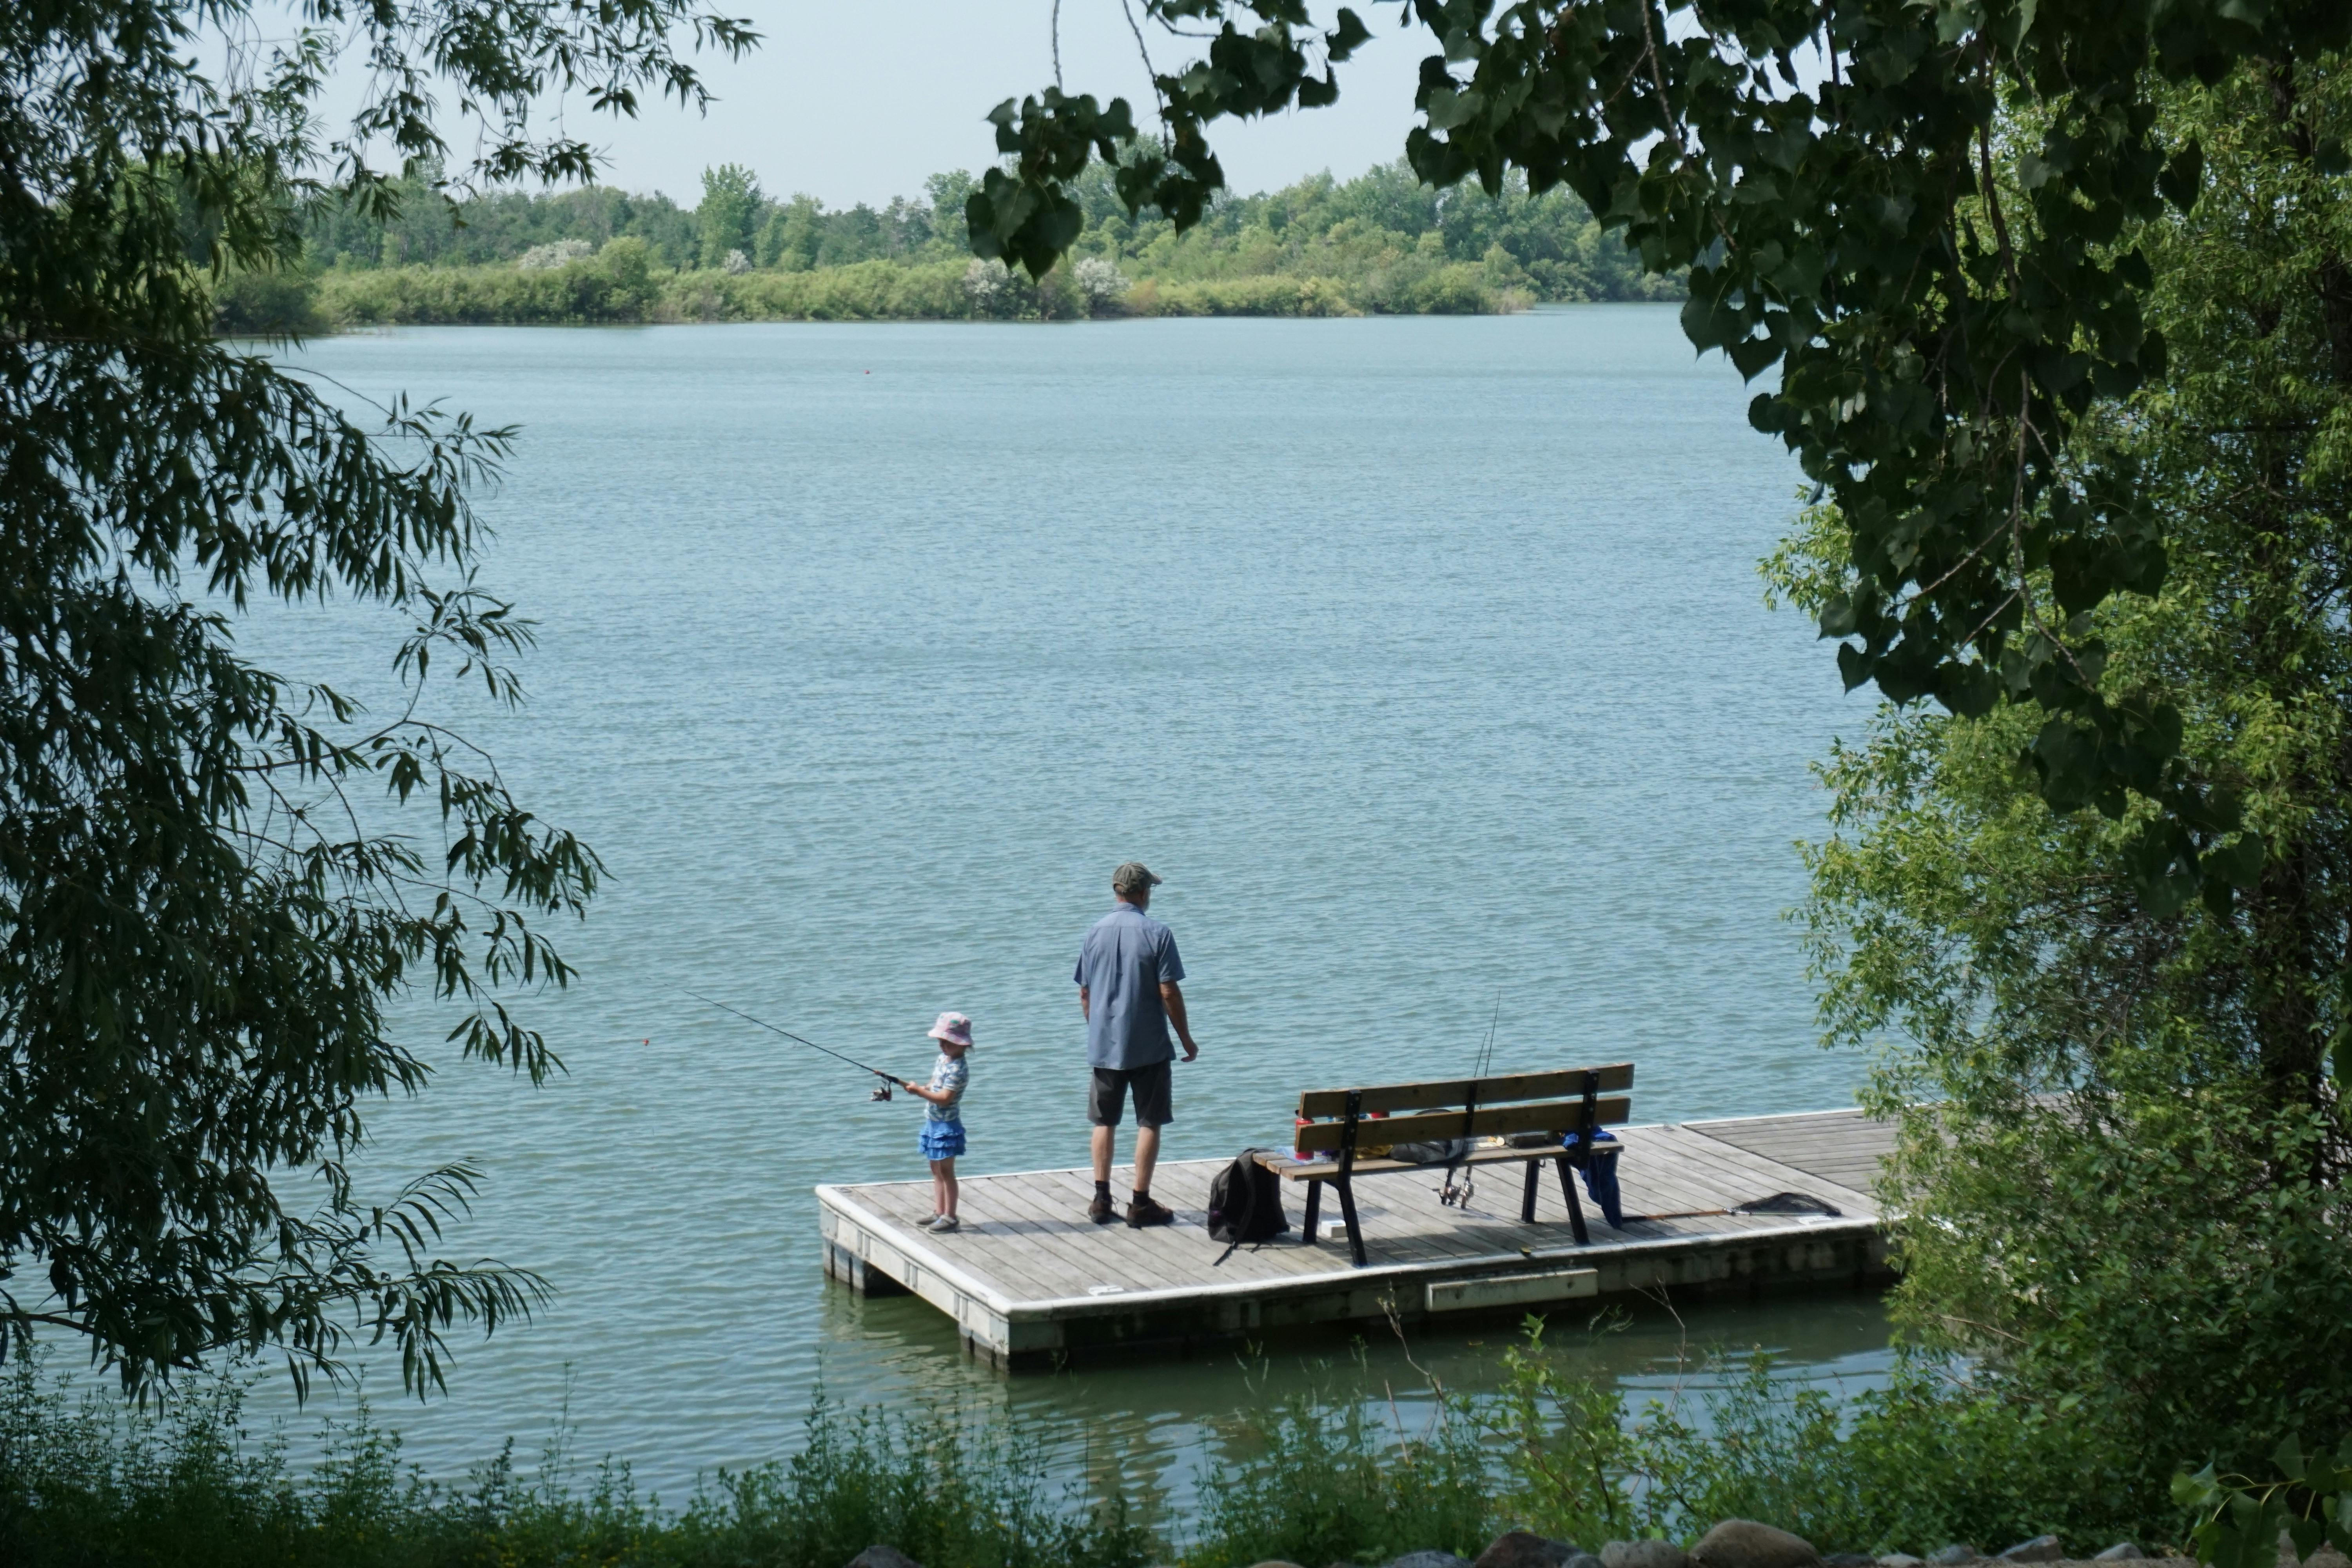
top-left (1296, 1063), bottom-right (1633, 1120)
top-left (1292, 1094), bottom-right (1633, 1154)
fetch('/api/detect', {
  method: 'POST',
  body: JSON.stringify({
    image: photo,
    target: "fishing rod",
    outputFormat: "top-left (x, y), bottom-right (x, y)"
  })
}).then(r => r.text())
top-left (1439, 991), bottom-right (1507, 1212)
top-left (686, 991), bottom-right (906, 1100)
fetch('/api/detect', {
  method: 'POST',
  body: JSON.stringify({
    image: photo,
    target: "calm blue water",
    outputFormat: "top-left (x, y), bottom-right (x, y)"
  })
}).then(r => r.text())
top-left (211, 308), bottom-right (1880, 1500)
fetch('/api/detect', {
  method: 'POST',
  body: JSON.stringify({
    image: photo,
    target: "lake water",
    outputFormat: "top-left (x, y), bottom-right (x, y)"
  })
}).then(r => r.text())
top-left (211, 308), bottom-right (1884, 1503)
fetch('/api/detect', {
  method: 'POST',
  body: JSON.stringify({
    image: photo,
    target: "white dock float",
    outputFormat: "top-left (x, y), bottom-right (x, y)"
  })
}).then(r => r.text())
top-left (816, 1107), bottom-right (1896, 1370)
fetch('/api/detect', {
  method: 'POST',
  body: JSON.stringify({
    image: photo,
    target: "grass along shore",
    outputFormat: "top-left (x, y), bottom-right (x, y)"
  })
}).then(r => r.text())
top-left (1, 1330), bottom-right (2200, 1568)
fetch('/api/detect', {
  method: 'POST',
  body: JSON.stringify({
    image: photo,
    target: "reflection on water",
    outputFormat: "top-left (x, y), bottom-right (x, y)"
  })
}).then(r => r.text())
top-left (809, 1281), bottom-right (1892, 1521)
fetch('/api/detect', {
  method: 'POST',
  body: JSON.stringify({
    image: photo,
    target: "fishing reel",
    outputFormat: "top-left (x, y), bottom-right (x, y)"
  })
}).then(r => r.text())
top-left (869, 1082), bottom-right (894, 1102)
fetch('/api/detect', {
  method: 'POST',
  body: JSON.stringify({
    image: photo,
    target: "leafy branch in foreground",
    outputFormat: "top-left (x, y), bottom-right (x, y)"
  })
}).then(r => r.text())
top-left (1790, 51), bottom-right (2352, 1485)
top-left (1011, 0), bottom-right (2350, 914)
top-left (2, 0), bottom-right (742, 1396)
top-left (2174, 1437), bottom-right (2352, 1568)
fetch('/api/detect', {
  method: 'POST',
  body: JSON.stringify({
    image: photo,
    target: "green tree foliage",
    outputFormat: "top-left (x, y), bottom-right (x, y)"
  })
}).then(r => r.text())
top-left (925, 171), bottom-right (978, 253)
top-left (302, 156), bottom-right (1642, 292)
top-left (296, 158), bottom-right (1669, 321)
top-left (696, 163), bottom-right (763, 269)
top-left (305, 169), bottom-right (701, 270)
top-left (1788, 56), bottom-right (2352, 1496)
top-left (1, 0), bottom-right (748, 1394)
top-left (1020, 0), bottom-right (2352, 904)
top-left (758, 194), bottom-right (826, 270)
top-left (211, 265), bottom-right (328, 337)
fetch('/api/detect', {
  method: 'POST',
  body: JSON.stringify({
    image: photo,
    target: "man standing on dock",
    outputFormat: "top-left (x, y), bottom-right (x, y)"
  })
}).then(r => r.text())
top-left (1076, 861), bottom-right (1199, 1229)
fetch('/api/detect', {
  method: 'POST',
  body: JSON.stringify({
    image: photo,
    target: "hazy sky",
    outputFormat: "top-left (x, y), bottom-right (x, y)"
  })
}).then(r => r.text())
top-left (534, 0), bottom-right (1432, 205)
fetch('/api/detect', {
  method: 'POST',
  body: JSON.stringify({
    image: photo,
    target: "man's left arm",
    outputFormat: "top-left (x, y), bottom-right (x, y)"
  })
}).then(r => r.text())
top-left (1160, 980), bottom-right (1197, 1060)
top-left (1158, 929), bottom-right (1195, 1059)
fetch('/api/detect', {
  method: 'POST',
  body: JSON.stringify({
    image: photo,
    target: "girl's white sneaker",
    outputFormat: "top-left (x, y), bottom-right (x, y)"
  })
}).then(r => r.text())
top-left (928, 1214), bottom-right (959, 1233)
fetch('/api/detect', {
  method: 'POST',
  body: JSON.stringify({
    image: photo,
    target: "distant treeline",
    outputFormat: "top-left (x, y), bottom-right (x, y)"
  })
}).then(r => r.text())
top-left (241, 160), bottom-right (1678, 328)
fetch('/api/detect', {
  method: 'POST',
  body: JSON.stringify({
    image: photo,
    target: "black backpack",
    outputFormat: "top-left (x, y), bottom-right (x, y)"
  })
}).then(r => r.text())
top-left (1206, 1147), bottom-right (1290, 1261)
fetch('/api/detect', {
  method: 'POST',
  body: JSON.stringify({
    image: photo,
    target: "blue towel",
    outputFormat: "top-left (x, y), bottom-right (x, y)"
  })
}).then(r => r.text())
top-left (1561, 1128), bottom-right (1624, 1229)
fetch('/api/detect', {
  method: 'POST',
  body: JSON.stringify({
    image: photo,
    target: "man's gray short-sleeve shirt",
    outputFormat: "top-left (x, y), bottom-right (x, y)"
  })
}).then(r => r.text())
top-left (1074, 903), bottom-right (1185, 1070)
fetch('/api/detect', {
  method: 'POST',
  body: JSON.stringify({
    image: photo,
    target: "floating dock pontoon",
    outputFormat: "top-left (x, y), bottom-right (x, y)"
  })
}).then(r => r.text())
top-left (815, 1107), bottom-right (1895, 1370)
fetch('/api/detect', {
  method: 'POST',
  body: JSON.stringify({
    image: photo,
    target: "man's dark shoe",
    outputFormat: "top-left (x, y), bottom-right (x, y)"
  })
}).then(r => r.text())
top-left (1087, 1191), bottom-right (1116, 1225)
top-left (1126, 1194), bottom-right (1175, 1229)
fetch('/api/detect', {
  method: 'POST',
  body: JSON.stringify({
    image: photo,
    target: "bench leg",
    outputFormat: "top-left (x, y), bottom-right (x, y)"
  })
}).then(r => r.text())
top-left (1335, 1175), bottom-right (1367, 1267)
top-left (1302, 1179), bottom-right (1322, 1244)
top-left (1521, 1160), bottom-right (1540, 1223)
top-left (1557, 1156), bottom-right (1590, 1245)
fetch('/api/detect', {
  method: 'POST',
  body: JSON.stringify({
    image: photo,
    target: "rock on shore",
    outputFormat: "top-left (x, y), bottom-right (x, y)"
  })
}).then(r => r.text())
top-left (838, 1528), bottom-right (2352, 1568)
top-left (1690, 1520), bottom-right (1822, 1568)
top-left (1474, 1531), bottom-right (1595, 1568)
top-left (1604, 1541), bottom-right (1693, 1568)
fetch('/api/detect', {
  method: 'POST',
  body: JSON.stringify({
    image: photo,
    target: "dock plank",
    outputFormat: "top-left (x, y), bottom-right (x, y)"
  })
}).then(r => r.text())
top-left (1639, 1123), bottom-right (1879, 1210)
top-left (1686, 1109), bottom-right (1898, 1198)
top-left (1020, 1170), bottom-right (1217, 1293)
top-left (967, 1178), bottom-right (1192, 1299)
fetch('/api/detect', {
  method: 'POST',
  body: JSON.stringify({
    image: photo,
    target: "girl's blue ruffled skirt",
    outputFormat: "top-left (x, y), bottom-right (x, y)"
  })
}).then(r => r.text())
top-left (918, 1120), bottom-right (966, 1160)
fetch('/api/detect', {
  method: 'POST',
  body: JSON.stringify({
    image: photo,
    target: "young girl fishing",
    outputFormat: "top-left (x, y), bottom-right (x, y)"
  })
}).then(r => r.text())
top-left (901, 1012), bottom-right (972, 1232)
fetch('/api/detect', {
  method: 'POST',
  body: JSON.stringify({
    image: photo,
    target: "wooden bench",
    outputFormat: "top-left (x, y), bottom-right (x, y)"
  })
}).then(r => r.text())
top-left (1252, 1065), bottom-right (1633, 1267)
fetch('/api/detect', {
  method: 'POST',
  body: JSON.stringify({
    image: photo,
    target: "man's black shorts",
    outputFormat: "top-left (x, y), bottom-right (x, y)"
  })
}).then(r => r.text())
top-left (1089, 1062), bottom-right (1174, 1128)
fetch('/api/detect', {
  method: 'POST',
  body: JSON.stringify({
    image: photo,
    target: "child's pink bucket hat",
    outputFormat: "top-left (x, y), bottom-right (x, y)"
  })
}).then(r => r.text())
top-left (928, 1012), bottom-right (975, 1047)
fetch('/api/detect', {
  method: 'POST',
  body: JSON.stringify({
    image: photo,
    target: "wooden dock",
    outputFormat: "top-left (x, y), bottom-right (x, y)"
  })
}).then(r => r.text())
top-left (816, 1107), bottom-right (1896, 1370)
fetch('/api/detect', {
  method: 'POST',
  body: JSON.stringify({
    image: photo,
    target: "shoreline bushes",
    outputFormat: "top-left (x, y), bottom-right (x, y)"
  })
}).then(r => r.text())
top-left (302, 252), bottom-right (1526, 328)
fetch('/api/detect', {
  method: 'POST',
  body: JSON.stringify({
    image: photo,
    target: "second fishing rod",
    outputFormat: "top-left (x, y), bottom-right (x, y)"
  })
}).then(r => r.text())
top-left (687, 991), bottom-right (910, 1101)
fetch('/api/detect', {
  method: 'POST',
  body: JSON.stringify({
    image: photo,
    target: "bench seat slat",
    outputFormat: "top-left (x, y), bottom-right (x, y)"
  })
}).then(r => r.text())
top-left (1257, 1142), bottom-right (1617, 1181)
top-left (1290, 1095), bottom-right (1632, 1154)
top-left (1296, 1064), bottom-right (1633, 1119)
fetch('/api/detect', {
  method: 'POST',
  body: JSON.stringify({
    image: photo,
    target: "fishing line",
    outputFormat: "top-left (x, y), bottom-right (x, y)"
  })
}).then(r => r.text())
top-left (685, 991), bottom-right (906, 1100)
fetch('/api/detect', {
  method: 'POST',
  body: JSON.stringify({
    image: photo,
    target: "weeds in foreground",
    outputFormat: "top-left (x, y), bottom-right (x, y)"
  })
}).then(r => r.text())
top-left (0, 1363), bottom-right (1144, 1568)
top-left (667, 1398), bottom-right (1152, 1568)
top-left (1625, 1353), bottom-right (2147, 1553)
top-left (1185, 1394), bottom-right (1497, 1568)
top-left (0, 1329), bottom-right (2191, 1568)
top-left (1179, 1321), bottom-right (2165, 1565)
